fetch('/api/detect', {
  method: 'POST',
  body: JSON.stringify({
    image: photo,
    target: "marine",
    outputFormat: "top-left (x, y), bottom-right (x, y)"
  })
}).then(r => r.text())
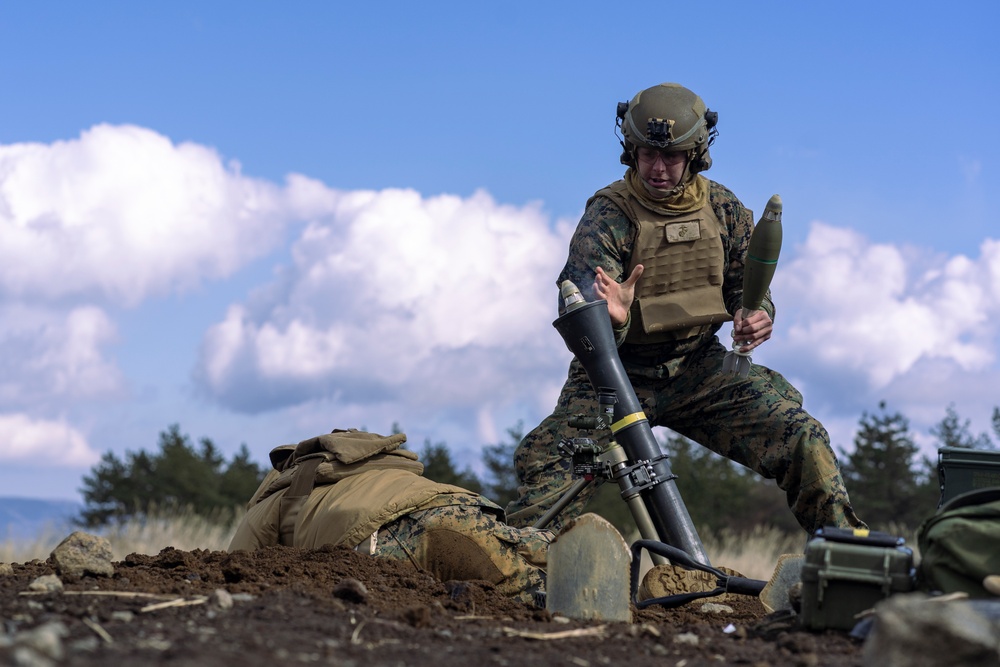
top-left (229, 428), bottom-right (551, 604)
top-left (505, 83), bottom-right (866, 536)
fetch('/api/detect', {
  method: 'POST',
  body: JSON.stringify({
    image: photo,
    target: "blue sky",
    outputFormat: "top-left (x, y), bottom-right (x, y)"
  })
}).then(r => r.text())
top-left (0, 2), bottom-right (998, 503)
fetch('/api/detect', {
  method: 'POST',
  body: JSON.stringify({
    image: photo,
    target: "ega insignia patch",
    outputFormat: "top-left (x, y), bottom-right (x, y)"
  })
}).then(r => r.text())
top-left (664, 221), bottom-right (702, 243)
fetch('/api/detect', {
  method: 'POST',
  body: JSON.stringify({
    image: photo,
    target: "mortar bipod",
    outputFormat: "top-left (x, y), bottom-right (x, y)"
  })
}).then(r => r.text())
top-left (531, 404), bottom-right (671, 566)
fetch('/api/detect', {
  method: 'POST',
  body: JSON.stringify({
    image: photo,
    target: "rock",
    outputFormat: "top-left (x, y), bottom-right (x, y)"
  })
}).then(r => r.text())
top-left (28, 575), bottom-right (63, 593)
top-left (49, 532), bottom-right (114, 580)
top-left (209, 588), bottom-right (234, 610)
top-left (699, 602), bottom-right (734, 615)
top-left (863, 593), bottom-right (1000, 667)
top-left (0, 562), bottom-right (13, 576)
top-left (673, 632), bottom-right (700, 646)
top-left (639, 623), bottom-right (661, 638)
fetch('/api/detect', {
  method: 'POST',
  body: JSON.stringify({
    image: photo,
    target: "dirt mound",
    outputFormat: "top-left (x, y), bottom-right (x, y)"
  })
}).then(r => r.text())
top-left (1, 545), bottom-right (864, 666)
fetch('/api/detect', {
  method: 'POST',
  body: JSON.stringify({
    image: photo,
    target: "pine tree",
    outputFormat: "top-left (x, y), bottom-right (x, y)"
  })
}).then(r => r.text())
top-left (417, 439), bottom-right (483, 493)
top-left (840, 402), bottom-right (937, 529)
top-left (78, 424), bottom-right (267, 527)
top-left (659, 432), bottom-right (797, 536)
top-left (932, 404), bottom-right (994, 450)
top-left (480, 422), bottom-right (523, 509)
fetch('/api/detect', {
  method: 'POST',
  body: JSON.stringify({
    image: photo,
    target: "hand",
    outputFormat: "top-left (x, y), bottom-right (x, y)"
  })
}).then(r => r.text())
top-left (594, 264), bottom-right (643, 326)
top-left (732, 308), bottom-right (773, 352)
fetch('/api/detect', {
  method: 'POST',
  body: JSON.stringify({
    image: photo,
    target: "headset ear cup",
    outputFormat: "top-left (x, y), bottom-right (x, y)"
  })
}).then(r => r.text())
top-left (619, 141), bottom-right (635, 167)
top-left (690, 152), bottom-right (712, 173)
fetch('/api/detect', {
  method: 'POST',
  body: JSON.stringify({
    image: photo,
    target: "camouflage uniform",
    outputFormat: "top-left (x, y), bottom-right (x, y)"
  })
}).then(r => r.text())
top-left (229, 429), bottom-right (551, 605)
top-left (371, 495), bottom-right (551, 605)
top-left (504, 180), bottom-right (865, 535)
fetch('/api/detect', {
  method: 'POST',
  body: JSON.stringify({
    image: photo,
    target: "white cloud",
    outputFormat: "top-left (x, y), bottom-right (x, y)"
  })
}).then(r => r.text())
top-left (0, 304), bottom-right (123, 407)
top-left (0, 414), bottom-right (98, 466)
top-left (0, 126), bottom-right (306, 472)
top-left (774, 223), bottom-right (1000, 389)
top-left (196, 183), bottom-right (575, 435)
top-left (0, 124), bottom-right (289, 305)
top-left (765, 223), bottom-right (1000, 457)
top-left (6, 123), bottom-right (997, 482)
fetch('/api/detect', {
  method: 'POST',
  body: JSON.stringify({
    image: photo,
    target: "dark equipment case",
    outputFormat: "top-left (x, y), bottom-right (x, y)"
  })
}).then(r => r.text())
top-left (799, 528), bottom-right (915, 631)
top-left (937, 446), bottom-right (1000, 508)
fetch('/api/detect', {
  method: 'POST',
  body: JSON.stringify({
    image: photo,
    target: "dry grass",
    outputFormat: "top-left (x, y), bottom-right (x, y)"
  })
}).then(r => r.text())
top-left (632, 523), bottom-right (921, 582)
top-left (703, 525), bottom-right (807, 581)
top-left (5, 512), bottom-right (907, 586)
top-left (96, 507), bottom-right (243, 560)
top-left (628, 524), bottom-right (806, 583)
top-left (1, 523), bottom-right (71, 564)
top-left (1, 507), bottom-right (243, 563)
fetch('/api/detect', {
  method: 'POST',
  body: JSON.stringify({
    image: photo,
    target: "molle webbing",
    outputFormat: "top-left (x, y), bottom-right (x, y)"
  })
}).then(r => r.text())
top-left (270, 428), bottom-right (413, 546)
top-left (289, 457), bottom-right (322, 497)
top-left (594, 181), bottom-right (730, 343)
top-left (278, 457), bottom-right (322, 546)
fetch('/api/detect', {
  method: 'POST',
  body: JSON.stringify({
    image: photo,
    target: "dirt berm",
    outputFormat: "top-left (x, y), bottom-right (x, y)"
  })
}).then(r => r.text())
top-left (1, 544), bottom-right (865, 666)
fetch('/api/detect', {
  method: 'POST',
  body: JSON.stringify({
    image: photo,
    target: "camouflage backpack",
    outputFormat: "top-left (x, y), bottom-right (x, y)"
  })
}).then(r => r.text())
top-left (916, 487), bottom-right (1000, 598)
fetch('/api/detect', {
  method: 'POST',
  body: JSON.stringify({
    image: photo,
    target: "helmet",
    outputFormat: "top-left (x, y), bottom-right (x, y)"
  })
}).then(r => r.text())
top-left (616, 83), bottom-right (718, 173)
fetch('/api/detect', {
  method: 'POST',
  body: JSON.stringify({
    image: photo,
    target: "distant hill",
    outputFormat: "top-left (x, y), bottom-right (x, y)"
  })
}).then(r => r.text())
top-left (0, 497), bottom-right (81, 541)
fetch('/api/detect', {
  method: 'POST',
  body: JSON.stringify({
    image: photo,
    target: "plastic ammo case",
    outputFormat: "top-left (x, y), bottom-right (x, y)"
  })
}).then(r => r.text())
top-left (937, 446), bottom-right (1000, 508)
top-left (799, 528), bottom-right (915, 632)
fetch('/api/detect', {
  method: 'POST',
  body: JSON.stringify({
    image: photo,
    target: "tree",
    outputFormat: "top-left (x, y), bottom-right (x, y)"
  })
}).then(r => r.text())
top-left (656, 432), bottom-right (798, 536)
top-left (932, 404), bottom-right (994, 450)
top-left (79, 424), bottom-right (267, 527)
top-left (417, 439), bottom-right (483, 493)
top-left (220, 444), bottom-right (269, 506)
top-left (840, 402), bottom-right (938, 530)
top-left (479, 422), bottom-right (523, 509)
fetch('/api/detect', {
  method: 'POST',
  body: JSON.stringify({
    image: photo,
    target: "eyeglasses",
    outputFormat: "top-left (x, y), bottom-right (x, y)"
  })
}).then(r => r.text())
top-left (636, 148), bottom-right (687, 166)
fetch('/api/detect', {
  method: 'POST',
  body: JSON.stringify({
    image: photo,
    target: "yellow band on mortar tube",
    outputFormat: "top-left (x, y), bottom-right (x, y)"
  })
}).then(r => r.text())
top-left (611, 412), bottom-right (647, 433)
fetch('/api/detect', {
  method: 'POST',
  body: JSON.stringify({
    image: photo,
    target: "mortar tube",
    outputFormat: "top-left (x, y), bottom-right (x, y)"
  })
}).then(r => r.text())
top-left (553, 287), bottom-right (710, 565)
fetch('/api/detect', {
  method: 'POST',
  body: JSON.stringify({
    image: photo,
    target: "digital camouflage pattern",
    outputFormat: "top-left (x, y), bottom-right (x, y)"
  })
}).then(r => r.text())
top-left (566, 179), bottom-right (771, 330)
top-left (230, 430), bottom-right (552, 603)
top-left (505, 180), bottom-right (865, 536)
top-left (372, 496), bottom-right (552, 605)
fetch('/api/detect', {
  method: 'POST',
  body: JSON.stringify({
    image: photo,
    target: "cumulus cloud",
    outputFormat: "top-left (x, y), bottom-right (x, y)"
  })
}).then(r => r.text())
top-left (764, 223), bottom-right (1000, 454)
top-left (0, 414), bottom-right (98, 466)
top-left (0, 304), bottom-right (123, 408)
top-left (0, 124), bottom-right (289, 305)
top-left (0, 125), bottom-right (303, 471)
top-left (196, 182), bottom-right (575, 428)
top-left (7, 123), bottom-right (998, 475)
top-left (774, 223), bottom-right (1000, 389)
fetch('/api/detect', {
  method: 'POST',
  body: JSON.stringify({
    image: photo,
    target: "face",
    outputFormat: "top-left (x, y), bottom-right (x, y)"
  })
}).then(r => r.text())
top-left (636, 147), bottom-right (687, 191)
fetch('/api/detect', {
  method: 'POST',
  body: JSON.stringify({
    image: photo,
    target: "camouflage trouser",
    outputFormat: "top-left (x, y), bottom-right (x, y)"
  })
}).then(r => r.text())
top-left (504, 337), bottom-right (866, 536)
top-left (371, 502), bottom-right (553, 605)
